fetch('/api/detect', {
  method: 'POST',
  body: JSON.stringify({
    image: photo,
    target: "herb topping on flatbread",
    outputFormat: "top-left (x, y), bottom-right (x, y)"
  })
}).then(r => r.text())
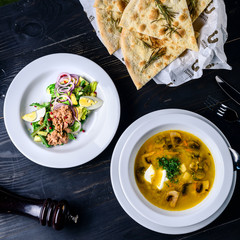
top-left (119, 0), bottom-right (198, 51)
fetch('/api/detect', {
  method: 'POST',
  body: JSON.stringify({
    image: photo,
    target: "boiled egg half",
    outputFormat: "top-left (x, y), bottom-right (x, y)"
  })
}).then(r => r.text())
top-left (144, 164), bottom-right (168, 190)
top-left (79, 96), bottom-right (103, 110)
top-left (22, 107), bottom-right (46, 123)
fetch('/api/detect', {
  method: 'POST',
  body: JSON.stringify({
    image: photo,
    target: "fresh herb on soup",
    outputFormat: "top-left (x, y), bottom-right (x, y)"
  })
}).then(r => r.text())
top-left (158, 157), bottom-right (181, 183)
top-left (134, 130), bottom-right (215, 211)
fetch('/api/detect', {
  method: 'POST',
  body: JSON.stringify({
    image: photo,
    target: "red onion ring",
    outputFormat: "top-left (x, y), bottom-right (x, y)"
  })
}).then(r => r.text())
top-left (71, 106), bottom-right (78, 120)
top-left (70, 74), bottom-right (79, 86)
top-left (69, 106), bottom-right (77, 126)
top-left (51, 73), bottom-right (87, 134)
top-left (56, 73), bottom-right (71, 87)
top-left (54, 94), bottom-right (72, 106)
top-left (53, 103), bottom-right (66, 110)
top-left (57, 86), bottom-right (72, 94)
top-left (64, 94), bottom-right (72, 105)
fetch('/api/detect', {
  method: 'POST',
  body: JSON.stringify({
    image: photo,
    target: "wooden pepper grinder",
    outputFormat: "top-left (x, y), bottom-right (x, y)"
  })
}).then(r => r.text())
top-left (0, 187), bottom-right (78, 230)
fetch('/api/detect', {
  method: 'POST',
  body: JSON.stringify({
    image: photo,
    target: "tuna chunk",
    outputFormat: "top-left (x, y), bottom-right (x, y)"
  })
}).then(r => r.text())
top-left (46, 130), bottom-right (68, 146)
top-left (46, 105), bottom-right (74, 146)
top-left (52, 105), bottom-right (74, 132)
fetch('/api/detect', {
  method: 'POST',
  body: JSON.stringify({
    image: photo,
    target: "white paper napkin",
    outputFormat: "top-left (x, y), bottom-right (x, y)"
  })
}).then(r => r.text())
top-left (79, 0), bottom-right (231, 87)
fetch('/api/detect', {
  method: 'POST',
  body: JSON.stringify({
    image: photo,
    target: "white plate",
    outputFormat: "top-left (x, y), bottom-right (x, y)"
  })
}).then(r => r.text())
top-left (111, 109), bottom-right (237, 234)
top-left (4, 53), bottom-right (120, 168)
top-left (119, 111), bottom-right (233, 227)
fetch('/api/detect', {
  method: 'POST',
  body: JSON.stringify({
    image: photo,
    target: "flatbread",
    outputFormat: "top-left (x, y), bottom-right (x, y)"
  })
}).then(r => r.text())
top-left (96, 9), bottom-right (123, 54)
top-left (187, 0), bottom-right (212, 22)
top-left (94, 0), bottom-right (129, 13)
top-left (120, 28), bottom-right (186, 89)
top-left (119, 0), bottom-right (198, 52)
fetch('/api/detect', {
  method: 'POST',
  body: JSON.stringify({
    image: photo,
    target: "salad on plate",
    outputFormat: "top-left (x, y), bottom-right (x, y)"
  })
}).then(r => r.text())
top-left (22, 73), bottom-right (103, 148)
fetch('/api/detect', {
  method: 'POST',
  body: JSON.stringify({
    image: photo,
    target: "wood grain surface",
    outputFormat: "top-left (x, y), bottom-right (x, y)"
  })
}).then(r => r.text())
top-left (0, 0), bottom-right (240, 239)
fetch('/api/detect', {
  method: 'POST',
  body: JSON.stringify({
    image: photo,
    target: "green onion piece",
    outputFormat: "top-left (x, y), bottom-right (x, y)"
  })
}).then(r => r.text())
top-left (80, 80), bottom-right (86, 87)
top-left (68, 133), bottom-right (76, 140)
top-left (31, 123), bottom-right (47, 137)
top-left (90, 81), bottom-right (98, 93)
top-left (39, 135), bottom-right (51, 148)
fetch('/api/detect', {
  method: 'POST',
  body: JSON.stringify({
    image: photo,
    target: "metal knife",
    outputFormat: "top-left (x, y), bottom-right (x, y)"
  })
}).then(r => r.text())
top-left (215, 76), bottom-right (240, 105)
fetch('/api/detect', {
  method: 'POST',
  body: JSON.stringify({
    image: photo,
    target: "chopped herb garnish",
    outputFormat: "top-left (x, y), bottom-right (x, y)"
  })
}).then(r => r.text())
top-left (158, 157), bottom-right (181, 183)
top-left (153, 0), bottom-right (181, 38)
top-left (139, 37), bottom-right (159, 49)
top-left (30, 102), bottom-right (51, 112)
top-left (163, 23), bottom-right (181, 38)
top-left (110, 12), bottom-right (122, 33)
top-left (141, 47), bottom-right (166, 72)
top-left (165, 182), bottom-right (170, 187)
top-left (154, 0), bottom-right (177, 24)
top-left (140, 39), bottom-right (153, 49)
top-left (187, 0), bottom-right (198, 19)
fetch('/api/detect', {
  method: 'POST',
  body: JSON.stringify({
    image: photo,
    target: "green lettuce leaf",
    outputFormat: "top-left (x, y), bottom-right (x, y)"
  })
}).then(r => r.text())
top-left (30, 102), bottom-right (50, 112)
top-left (90, 81), bottom-right (98, 93)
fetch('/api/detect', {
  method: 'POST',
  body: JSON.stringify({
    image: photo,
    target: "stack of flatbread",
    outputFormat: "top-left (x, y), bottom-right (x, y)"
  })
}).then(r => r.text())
top-left (94, 0), bottom-right (211, 90)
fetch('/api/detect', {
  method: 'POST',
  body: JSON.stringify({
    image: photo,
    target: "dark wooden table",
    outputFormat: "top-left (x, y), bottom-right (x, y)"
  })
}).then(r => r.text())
top-left (0, 0), bottom-right (240, 239)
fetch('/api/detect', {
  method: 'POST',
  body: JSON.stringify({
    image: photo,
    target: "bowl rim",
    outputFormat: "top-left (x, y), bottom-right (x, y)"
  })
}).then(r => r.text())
top-left (118, 110), bottom-right (233, 227)
top-left (3, 53), bottom-right (121, 168)
top-left (110, 109), bottom-right (237, 234)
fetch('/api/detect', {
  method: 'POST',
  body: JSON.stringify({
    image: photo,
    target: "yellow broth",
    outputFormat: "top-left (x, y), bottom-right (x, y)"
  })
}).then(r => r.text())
top-left (134, 130), bottom-right (215, 211)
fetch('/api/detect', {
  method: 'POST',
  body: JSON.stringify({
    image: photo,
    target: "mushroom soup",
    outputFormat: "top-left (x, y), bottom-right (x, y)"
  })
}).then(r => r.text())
top-left (134, 130), bottom-right (215, 211)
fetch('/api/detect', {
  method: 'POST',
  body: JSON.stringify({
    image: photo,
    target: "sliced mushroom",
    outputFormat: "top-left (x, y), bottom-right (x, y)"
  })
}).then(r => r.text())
top-left (145, 158), bottom-right (151, 164)
top-left (194, 170), bottom-right (206, 180)
top-left (196, 182), bottom-right (203, 193)
top-left (199, 160), bottom-right (209, 172)
top-left (182, 183), bottom-right (190, 195)
top-left (170, 132), bottom-right (182, 146)
top-left (136, 167), bottom-right (145, 175)
top-left (189, 161), bottom-right (199, 172)
top-left (166, 190), bottom-right (180, 208)
top-left (141, 152), bottom-right (155, 164)
top-left (163, 137), bottom-right (172, 150)
top-left (191, 153), bottom-right (200, 159)
top-left (135, 167), bottom-right (145, 183)
top-left (195, 180), bottom-right (209, 193)
top-left (167, 144), bottom-right (173, 150)
top-left (188, 140), bottom-right (200, 150)
top-left (155, 137), bottom-right (166, 147)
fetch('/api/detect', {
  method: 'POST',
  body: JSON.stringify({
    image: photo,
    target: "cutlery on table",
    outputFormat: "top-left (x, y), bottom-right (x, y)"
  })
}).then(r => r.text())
top-left (204, 96), bottom-right (240, 122)
top-left (216, 104), bottom-right (240, 122)
top-left (204, 96), bottom-right (240, 170)
top-left (215, 76), bottom-right (240, 105)
top-left (204, 95), bottom-right (221, 111)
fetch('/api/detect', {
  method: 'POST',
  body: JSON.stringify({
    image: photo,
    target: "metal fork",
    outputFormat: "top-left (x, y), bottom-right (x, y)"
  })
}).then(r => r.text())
top-left (204, 96), bottom-right (240, 122)
top-left (204, 95), bottom-right (220, 111)
top-left (204, 96), bottom-right (240, 169)
top-left (216, 104), bottom-right (240, 122)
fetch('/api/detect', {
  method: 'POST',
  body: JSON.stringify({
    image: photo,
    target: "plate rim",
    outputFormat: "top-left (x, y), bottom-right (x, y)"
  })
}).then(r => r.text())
top-left (118, 112), bottom-right (233, 227)
top-left (4, 53), bottom-right (121, 168)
